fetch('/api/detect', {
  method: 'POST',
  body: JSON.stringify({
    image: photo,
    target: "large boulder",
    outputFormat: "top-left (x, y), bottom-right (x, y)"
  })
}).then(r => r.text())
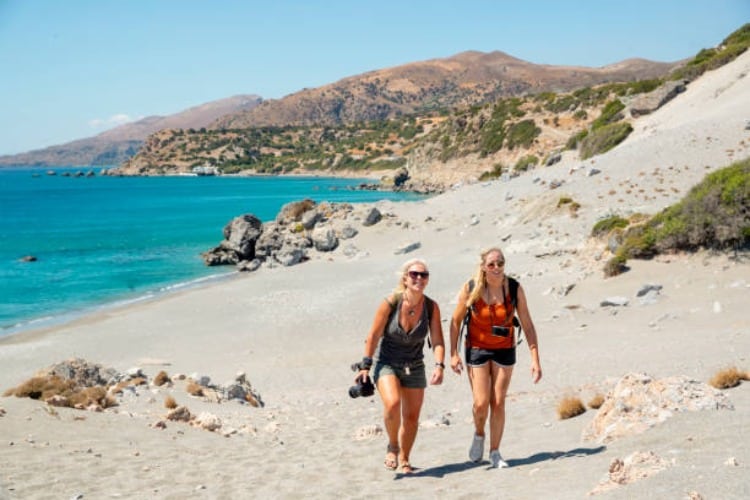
top-left (629, 81), bottom-right (686, 117)
top-left (222, 214), bottom-right (263, 259)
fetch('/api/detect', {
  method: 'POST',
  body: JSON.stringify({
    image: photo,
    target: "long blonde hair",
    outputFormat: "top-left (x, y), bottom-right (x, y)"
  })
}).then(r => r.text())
top-left (393, 258), bottom-right (429, 295)
top-left (465, 247), bottom-right (505, 308)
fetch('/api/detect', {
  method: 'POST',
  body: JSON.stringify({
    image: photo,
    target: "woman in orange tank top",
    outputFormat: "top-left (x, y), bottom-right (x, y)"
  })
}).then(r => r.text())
top-left (449, 247), bottom-right (542, 468)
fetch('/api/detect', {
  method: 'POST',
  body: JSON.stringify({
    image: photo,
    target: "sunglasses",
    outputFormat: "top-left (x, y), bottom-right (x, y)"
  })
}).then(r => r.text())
top-left (408, 270), bottom-right (430, 279)
top-left (485, 260), bottom-right (505, 269)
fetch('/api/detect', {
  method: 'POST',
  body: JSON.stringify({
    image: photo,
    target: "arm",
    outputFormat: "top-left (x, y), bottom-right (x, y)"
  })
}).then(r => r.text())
top-left (356, 297), bottom-right (392, 383)
top-left (428, 300), bottom-right (445, 385)
top-left (449, 283), bottom-right (470, 375)
top-left (516, 284), bottom-right (542, 383)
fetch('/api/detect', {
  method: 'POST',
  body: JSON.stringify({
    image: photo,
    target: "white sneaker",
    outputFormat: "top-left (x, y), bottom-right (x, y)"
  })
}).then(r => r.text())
top-left (490, 450), bottom-right (508, 468)
top-left (469, 434), bottom-right (485, 462)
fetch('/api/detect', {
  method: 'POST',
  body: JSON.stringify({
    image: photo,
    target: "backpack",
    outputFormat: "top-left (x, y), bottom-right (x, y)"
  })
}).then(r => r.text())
top-left (459, 277), bottom-right (523, 347)
top-left (387, 292), bottom-right (436, 347)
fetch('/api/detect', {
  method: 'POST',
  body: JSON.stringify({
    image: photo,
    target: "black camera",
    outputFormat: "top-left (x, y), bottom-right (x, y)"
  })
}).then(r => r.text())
top-left (349, 359), bottom-right (375, 398)
top-left (491, 325), bottom-right (510, 337)
top-left (349, 375), bottom-right (375, 398)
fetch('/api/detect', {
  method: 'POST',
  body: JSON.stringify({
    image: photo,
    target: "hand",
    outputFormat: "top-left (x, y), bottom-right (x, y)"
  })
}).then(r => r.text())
top-left (531, 362), bottom-right (542, 384)
top-left (450, 354), bottom-right (463, 375)
top-left (429, 367), bottom-right (444, 385)
top-left (355, 370), bottom-right (370, 384)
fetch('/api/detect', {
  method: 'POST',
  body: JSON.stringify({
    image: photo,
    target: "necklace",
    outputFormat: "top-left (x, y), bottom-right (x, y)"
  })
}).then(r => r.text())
top-left (404, 293), bottom-right (423, 316)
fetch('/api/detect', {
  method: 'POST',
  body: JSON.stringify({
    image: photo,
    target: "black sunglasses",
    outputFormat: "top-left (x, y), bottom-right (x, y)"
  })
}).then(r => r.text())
top-left (408, 270), bottom-right (430, 279)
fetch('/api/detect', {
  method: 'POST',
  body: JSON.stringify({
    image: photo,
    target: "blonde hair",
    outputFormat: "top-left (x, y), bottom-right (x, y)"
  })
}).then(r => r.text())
top-left (465, 247), bottom-right (505, 308)
top-left (393, 258), bottom-right (429, 295)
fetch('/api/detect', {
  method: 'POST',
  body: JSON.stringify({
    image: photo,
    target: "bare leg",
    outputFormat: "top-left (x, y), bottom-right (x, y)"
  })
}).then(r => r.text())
top-left (468, 363), bottom-right (492, 436)
top-left (398, 387), bottom-right (425, 470)
top-left (488, 363), bottom-right (514, 452)
top-left (377, 374), bottom-right (401, 468)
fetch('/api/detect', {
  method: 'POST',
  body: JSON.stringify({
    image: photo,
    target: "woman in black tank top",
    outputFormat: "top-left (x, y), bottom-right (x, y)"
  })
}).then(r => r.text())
top-left (355, 258), bottom-right (445, 473)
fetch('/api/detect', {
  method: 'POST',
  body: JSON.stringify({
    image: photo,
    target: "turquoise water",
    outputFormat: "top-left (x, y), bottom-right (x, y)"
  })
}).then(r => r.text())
top-left (0, 167), bottom-right (423, 335)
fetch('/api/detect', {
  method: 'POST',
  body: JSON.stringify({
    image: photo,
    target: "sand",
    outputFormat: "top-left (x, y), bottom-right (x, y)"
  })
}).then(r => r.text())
top-left (1, 52), bottom-right (749, 499)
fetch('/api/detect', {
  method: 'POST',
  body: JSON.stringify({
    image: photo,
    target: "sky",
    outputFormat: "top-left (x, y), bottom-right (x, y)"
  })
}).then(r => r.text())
top-left (0, 1), bottom-right (748, 156)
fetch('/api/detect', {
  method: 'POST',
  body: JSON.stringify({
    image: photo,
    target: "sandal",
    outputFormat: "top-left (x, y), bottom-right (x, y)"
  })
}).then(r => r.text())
top-left (384, 444), bottom-right (399, 470)
top-left (400, 461), bottom-right (413, 474)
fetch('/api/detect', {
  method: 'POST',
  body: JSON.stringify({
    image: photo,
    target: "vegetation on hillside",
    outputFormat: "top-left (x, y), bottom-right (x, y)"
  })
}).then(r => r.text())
top-left (669, 23), bottom-right (750, 82)
top-left (117, 23), bottom-right (750, 182)
top-left (595, 158), bottom-right (750, 277)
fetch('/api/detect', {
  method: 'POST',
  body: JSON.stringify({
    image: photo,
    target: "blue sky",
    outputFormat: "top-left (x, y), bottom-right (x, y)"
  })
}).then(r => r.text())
top-left (0, 0), bottom-right (747, 156)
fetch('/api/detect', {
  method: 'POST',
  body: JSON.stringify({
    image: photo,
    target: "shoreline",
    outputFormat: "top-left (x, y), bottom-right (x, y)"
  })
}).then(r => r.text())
top-left (0, 268), bottom-right (240, 343)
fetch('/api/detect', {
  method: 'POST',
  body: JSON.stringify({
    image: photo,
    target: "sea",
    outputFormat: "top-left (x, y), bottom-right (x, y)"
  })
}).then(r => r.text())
top-left (0, 166), bottom-right (425, 337)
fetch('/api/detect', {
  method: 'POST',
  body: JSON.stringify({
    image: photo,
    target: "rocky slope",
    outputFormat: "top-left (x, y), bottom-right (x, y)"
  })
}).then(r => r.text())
top-left (213, 51), bottom-right (676, 129)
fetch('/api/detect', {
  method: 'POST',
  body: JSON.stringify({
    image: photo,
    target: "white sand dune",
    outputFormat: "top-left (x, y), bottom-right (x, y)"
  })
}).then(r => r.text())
top-left (1, 52), bottom-right (749, 499)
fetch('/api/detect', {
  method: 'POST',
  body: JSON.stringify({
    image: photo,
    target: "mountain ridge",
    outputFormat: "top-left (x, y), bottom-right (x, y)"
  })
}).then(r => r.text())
top-left (0, 95), bottom-right (262, 167)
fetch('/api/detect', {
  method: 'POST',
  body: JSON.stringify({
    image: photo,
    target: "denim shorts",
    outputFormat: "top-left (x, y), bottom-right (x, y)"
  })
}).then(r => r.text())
top-left (466, 346), bottom-right (516, 367)
top-left (373, 361), bottom-right (426, 389)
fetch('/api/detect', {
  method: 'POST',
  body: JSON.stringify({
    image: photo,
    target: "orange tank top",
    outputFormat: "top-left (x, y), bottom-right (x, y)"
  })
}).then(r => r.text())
top-left (467, 297), bottom-right (515, 349)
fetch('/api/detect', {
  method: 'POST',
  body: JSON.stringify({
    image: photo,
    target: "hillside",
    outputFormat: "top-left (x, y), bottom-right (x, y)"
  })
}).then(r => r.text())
top-left (114, 25), bottom-right (750, 190)
top-left (212, 51), bottom-right (675, 129)
top-left (0, 95), bottom-right (262, 167)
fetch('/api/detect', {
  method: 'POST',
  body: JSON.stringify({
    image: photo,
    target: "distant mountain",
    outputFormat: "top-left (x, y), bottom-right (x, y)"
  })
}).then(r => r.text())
top-left (212, 51), bottom-right (678, 129)
top-left (0, 95), bottom-right (262, 167)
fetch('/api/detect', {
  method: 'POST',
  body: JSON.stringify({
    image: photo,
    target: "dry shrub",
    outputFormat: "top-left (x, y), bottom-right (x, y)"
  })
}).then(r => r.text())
top-left (186, 381), bottom-right (204, 397)
top-left (5, 375), bottom-right (116, 409)
top-left (588, 393), bottom-right (605, 409)
top-left (7, 375), bottom-right (76, 400)
top-left (153, 371), bottom-right (170, 386)
top-left (68, 386), bottom-right (116, 409)
top-left (709, 367), bottom-right (749, 389)
top-left (557, 396), bottom-right (586, 420)
top-left (164, 395), bottom-right (178, 409)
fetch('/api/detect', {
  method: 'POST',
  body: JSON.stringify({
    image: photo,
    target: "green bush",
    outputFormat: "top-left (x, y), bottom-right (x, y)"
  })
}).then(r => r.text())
top-left (579, 122), bottom-right (633, 160)
top-left (479, 162), bottom-right (505, 181)
top-left (592, 215), bottom-right (629, 237)
top-left (602, 159), bottom-right (750, 276)
top-left (669, 23), bottom-right (750, 81)
top-left (565, 129), bottom-right (589, 150)
top-left (591, 100), bottom-right (625, 130)
top-left (645, 159), bottom-right (750, 252)
top-left (505, 120), bottom-right (541, 149)
top-left (514, 155), bottom-right (539, 172)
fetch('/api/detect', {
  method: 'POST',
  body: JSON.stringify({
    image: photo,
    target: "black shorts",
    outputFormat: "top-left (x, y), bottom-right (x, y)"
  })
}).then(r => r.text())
top-left (466, 346), bottom-right (516, 367)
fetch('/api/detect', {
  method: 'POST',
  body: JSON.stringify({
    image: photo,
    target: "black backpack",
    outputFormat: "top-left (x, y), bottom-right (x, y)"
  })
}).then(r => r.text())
top-left (459, 277), bottom-right (523, 347)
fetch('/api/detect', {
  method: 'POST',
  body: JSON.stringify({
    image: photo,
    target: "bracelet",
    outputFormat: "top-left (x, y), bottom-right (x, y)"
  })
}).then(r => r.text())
top-left (435, 362), bottom-right (445, 369)
top-left (361, 356), bottom-right (373, 370)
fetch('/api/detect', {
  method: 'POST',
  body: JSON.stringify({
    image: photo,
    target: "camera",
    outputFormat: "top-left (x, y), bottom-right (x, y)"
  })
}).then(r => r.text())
top-left (349, 375), bottom-right (375, 398)
top-left (349, 359), bottom-right (375, 398)
top-left (491, 325), bottom-right (510, 337)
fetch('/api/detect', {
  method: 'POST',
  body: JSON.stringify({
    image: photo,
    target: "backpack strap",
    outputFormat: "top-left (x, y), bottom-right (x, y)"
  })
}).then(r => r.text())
top-left (460, 277), bottom-right (524, 348)
top-left (507, 277), bottom-right (524, 345)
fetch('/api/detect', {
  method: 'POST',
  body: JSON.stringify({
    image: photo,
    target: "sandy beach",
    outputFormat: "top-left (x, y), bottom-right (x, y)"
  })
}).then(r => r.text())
top-left (1, 52), bottom-right (749, 499)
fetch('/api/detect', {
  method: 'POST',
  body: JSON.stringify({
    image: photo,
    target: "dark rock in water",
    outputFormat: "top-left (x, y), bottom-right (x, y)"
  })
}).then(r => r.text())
top-left (19, 255), bottom-right (37, 262)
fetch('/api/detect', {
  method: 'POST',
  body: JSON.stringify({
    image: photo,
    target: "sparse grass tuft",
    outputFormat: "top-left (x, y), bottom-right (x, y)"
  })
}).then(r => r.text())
top-left (709, 366), bottom-right (749, 389)
top-left (164, 395), bottom-right (178, 409)
top-left (186, 381), bottom-right (204, 397)
top-left (588, 393), bottom-right (606, 409)
top-left (153, 371), bottom-right (170, 386)
top-left (557, 396), bottom-right (586, 419)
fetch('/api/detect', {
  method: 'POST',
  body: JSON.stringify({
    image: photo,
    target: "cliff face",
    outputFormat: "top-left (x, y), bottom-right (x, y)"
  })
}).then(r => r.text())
top-left (0, 95), bottom-right (262, 167)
